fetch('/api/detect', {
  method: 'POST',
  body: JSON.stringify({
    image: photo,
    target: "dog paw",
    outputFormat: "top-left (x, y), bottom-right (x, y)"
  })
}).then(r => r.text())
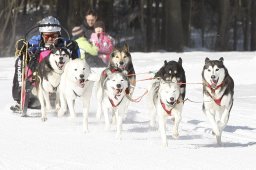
top-left (115, 133), bottom-right (122, 140)
top-left (68, 116), bottom-right (76, 120)
top-left (172, 132), bottom-right (179, 139)
top-left (55, 104), bottom-right (60, 111)
top-left (57, 110), bottom-right (65, 117)
top-left (41, 117), bottom-right (47, 122)
top-left (162, 141), bottom-right (168, 147)
top-left (83, 128), bottom-right (89, 133)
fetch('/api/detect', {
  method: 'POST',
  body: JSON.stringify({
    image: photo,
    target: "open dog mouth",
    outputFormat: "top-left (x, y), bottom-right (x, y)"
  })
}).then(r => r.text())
top-left (210, 78), bottom-right (219, 88)
top-left (75, 78), bottom-right (85, 88)
top-left (166, 100), bottom-right (176, 106)
top-left (112, 87), bottom-right (123, 96)
top-left (56, 61), bottom-right (65, 70)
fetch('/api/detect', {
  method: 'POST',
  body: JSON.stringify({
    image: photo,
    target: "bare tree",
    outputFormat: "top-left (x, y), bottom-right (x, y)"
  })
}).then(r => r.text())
top-left (165, 0), bottom-right (184, 51)
top-left (251, 0), bottom-right (256, 50)
top-left (215, 0), bottom-right (231, 51)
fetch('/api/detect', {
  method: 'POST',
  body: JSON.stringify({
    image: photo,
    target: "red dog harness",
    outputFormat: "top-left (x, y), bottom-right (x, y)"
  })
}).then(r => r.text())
top-left (160, 99), bottom-right (180, 116)
top-left (206, 82), bottom-right (225, 106)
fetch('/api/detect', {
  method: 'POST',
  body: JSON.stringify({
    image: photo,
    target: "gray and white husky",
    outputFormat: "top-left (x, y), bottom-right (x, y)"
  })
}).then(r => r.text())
top-left (149, 77), bottom-right (184, 146)
top-left (202, 57), bottom-right (234, 145)
top-left (58, 58), bottom-right (94, 133)
top-left (36, 48), bottom-right (70, 121)
top-left (96, 70), bottom-right (129, 139)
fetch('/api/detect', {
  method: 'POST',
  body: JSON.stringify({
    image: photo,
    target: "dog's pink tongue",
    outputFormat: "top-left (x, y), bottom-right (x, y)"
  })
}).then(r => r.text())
top-left (211, 79), bottom-right (218, 88)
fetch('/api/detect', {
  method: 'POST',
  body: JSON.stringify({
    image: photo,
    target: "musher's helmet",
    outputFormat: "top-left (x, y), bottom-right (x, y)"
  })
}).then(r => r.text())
top-left (39, 16), bottom-right (61, 33)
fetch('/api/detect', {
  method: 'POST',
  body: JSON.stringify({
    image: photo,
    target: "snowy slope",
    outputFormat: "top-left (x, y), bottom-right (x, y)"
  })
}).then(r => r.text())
top-left (0, 52), bottom-right (256, 170)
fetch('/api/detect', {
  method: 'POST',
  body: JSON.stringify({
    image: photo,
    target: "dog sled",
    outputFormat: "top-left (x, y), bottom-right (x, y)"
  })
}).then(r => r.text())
top-left (12, 24), bottom-right (71, 116)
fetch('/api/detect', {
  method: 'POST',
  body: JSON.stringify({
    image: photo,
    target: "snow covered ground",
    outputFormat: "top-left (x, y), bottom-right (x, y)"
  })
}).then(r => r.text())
top-left (0, 52), bottom-right (256, 170)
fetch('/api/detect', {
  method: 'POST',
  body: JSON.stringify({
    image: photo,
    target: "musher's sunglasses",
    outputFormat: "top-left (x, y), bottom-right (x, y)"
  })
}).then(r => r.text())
top-left (42, 33), bottom-right (59, 40)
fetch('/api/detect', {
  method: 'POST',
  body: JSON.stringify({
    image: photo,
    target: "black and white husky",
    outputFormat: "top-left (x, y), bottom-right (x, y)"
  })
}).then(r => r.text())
top-left (149, 58), bottom-right (186, 146)
top-left (36, 48), bottom-right (70, 121)
top-left (149, 78), bottom-right (184, 146)
top-left (155, 58), bottom-right (186, 100)
top-left (96, 44), bottom-right (136, 119)
top-left (202, 57), bottom-right (234, 145)
top-left (96, 70), bottom-right (129, 139)
top-left (58, 58), bottom-right (94, 132)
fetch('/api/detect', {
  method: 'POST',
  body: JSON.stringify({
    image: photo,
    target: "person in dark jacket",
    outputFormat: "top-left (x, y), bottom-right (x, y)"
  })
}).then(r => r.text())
top-left (10, 16), bottom-right (80, 112)
top-left (82, 9), bottom-right (97, 39)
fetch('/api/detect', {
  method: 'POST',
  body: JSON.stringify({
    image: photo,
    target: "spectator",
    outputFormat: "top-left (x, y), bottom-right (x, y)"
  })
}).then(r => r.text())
top-left (72, 26), bottom-right (98, 60)
top-left (82, 9), bottom-right (97, 39)
top-left (90, 20), bottom-right (114, 66)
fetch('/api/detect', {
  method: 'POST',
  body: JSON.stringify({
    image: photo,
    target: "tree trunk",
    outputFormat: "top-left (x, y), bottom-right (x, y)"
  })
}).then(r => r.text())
top-left (165, 0), bottom-right (184, 51)
top-left (98, 0), bottom-right (114, 31)
top-left (146, 0), bottom-right (153, 51)
top-left (215, 0), bottom-right (231, 51)
top-left (251, 0), bottom-right (256, 50)
top-left (57, 0), bottom-right (69, 30)
top-left (139, 0), bottom-right (146, 51)
top-left (181, 0), bottom-right (191, 47)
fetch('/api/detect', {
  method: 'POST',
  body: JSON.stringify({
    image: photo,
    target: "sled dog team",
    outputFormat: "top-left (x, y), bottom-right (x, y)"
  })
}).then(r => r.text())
top-left (31, 44), bottom-right (234, 146)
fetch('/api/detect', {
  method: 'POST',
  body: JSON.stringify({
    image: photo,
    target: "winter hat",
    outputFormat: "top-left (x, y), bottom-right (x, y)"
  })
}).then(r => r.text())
top-left (94, 21), bottom-right (105, 30)
top-left (72, 26), bottom-right (84, 37)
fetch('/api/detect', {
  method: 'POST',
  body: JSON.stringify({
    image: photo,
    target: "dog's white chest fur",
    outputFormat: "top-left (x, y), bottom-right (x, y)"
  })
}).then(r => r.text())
top-left (42, 72), bottom-right (61, 92)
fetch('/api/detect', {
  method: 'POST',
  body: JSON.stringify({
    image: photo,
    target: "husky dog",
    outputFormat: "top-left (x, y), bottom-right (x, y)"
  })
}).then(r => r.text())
top-left (36, 47), bottom-right (70, 121)
top-left (58, 58), bottom-right (94, 133)
top-left (154, 58), bottom-right (186, 100)
top-left (96, 70), bottom-right (129, 139)
top-left (202, 57), bottom-right (234, 145)
top-left (109, 44), bottom-right (136, 92)
top-left (149, 78), bottom-right (184, 146)
top-left (96, 44), bottom-right (135, 119)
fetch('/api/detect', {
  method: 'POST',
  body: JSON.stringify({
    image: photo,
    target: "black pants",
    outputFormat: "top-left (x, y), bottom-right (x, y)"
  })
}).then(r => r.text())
top-left (12, 57), bottom-right (40, 108)
top-left (12, 58), bottom-right (22, 103)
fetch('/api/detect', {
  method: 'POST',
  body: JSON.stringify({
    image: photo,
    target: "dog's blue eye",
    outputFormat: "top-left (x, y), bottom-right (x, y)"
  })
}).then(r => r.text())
top-left (207, 69), bottom-right (211, 72)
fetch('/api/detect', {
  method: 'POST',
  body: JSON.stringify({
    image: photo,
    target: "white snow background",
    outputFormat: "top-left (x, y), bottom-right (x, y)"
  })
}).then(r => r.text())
top-left (0, 52), bottom-right (256, 170)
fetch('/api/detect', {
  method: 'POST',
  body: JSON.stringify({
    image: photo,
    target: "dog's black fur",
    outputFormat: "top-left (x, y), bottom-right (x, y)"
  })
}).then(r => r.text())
top-left (154, 57), bottom-right (186, 99)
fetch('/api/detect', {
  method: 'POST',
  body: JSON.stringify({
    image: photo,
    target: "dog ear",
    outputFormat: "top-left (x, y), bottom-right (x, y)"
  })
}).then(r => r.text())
top-left (205, 57), bottom-right (210, 64)
top-left (164, 60), bottom-right (168, 66)
top-left (123, 43), bottom-right (129, 53)
top-left (219, 57), bottom-right (224, 62)
top-left (110, 51), bottom-right (116, 58)
top-left (178, 57), bottom-right (182, 65)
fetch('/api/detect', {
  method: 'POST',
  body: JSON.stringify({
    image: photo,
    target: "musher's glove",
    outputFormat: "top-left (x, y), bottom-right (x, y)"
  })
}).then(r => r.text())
top-left (66, 40), bottom-right (78, 51)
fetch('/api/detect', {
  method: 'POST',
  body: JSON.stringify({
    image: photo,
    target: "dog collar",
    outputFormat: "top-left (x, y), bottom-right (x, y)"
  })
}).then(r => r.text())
top-left (73, 90), bottom-right (81, 97)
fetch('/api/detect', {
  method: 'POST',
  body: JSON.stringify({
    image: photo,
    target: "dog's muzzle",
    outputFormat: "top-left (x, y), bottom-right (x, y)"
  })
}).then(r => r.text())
top-left (56, 61), bottom-right (65, 70)
top-left (210, 77), bottom-right (219, 89)
top-left (112, 87), bottom-right (123, 96)
top-left (166, 97), bottom-right (176, 106)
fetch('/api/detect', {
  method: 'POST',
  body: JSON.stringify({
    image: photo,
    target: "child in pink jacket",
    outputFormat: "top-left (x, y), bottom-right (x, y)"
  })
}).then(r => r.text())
top-left (90, 21), bottom-right (114, 65)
